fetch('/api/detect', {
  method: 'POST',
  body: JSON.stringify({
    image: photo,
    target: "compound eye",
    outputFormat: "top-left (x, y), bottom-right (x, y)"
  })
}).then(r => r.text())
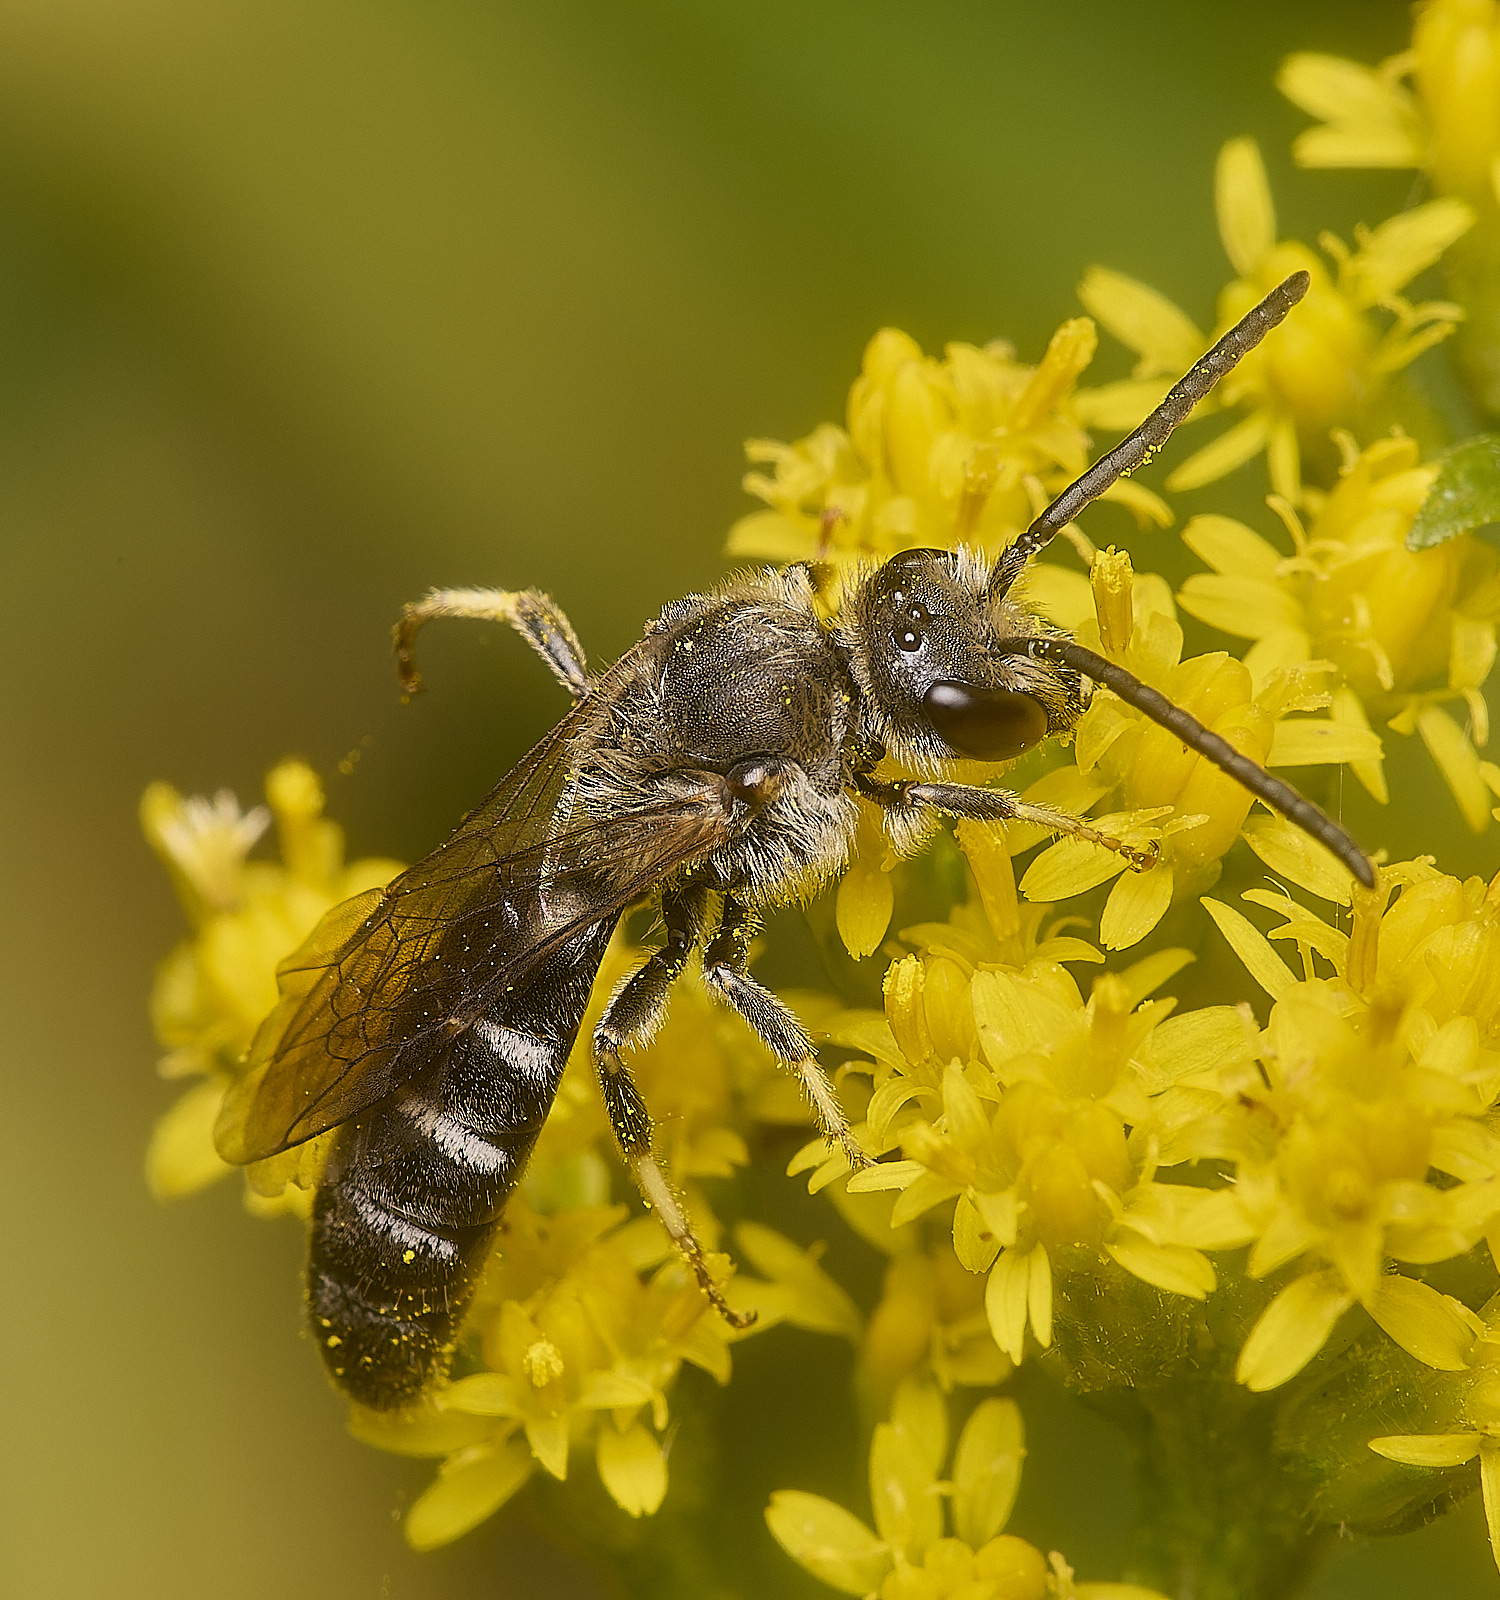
top-left (922, 681), bottom-right (1049, 761)
top-left (893, 600), bottom-right (929, 654)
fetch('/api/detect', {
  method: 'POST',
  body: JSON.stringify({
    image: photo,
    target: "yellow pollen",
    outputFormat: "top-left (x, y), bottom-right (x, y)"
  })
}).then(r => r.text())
top-left (523, 1338), bottom-right (565, 1387)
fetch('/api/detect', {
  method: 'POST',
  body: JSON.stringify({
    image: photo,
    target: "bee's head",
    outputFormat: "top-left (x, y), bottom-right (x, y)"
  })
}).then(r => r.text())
top-left (840, 546), bottom-right (1079, 768)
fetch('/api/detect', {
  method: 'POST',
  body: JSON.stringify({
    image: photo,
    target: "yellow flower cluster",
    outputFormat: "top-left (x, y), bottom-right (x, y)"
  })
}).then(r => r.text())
top-left (140, 762), bottom-right (401, 1210)
top-left (728, 317), bottom-right (1170, 572)
top-left (1280, 0), bottom-right (1500, 205)
top-left (822, 816), bottom-right (1500, 1428)
top-left (1080, 138), bottom-right (1470, 504)
top-left (143, 771), bottom-right (870, 1547)
top-left (767, 1374), bottom-right (1166, 1600)
top-left (1178, 432), bottom-right (1500, 829)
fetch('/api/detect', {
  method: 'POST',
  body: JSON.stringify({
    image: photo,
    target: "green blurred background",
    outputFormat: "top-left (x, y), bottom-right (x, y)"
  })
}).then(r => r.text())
top-left (4, 1), bottom-right (1497, 1595)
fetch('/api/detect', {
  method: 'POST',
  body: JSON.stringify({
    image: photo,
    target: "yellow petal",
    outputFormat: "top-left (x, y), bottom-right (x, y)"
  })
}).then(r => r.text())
top-left (870, 1418), bottom-right (943, 1559)
top-left (1345, 198), bottom-right (1475, 305)
top-left (145, 1078), bottom-right (232, 1200)
top-left (1369, 1433), bottom-right (1483, 1468)
top-left (525, 1414), bottom-right (570, 1481)
top-left (845, 1159), bottom-right (925, 1194)
top-left (1418, 704), bottom-right (1492, 831)
top-left (1295, 123), bottom-right (1427, 166)
top-left (891, 1375), bottom-right (949, 1477)
top-left (404, 1439), bottom-right (535, 1552)
top-left (985, 1249), bottom-right (1031, 1363)
top-left (1277, 52), bottom-right (1404, 122)
top-left (1181, 513), bottom-right (1284, 580)
top-left (1115, 947), bottom-right (1195, 1005)
top-left (1201, 898), bottom-right (1295, 1000)
top-left (1075, 377), bottom-right (1176, 431)
top-left (765, 1490), bottom-right (892, 1595)
top-left (1107, 1237), bottom-right (1216, 1299)
top-left (1481, 1443), bottom-right (1500, 1576)
top-left (1165, 410), bottom-right (1272, 494)
top-left (956, 819), bottom-right (1022, 943)
top-left (951, 1398), bottom-right (1025, 1548)
top-left (1236, 1270), bottom-right (1355, 1391)
top-left (348, 1404), bottom-right (492, 1459)
top-left (1268, 717), bottom-right (1384, 767)
top-left (1077, 267), bottom-right (1204, 374)
top-left (725, 510), bottom-right (812, 562)
top-left (1028, 1244), bottom-right (1053, 1349)
top-left (1216, 138), bottom-right (1277, 277)
top-left (1332, 686), bottom-right (1389, 803)
top-left (1365, 1275), bottom-right (1479, 1371)
top-left (837, 803), bottom-right (896, 959)
top-left (596, 1422), bottom-right (667, 1518)
top-left (735, 1221), bottom-right (864, 1341)
top-left (1452, 617), bottom-right (1498, 694)
top-left (1278, 53), bottom-right (1424, 168)
top-left (1138, 1006), bottom-right (1248, 1090)
top-left (1241, 815), bottom-right (1355, 905)
top-left (1020, 837), bottom-right (1132, 901)
top-left (1099, 861), bottom-right (1174, 951)
top-left (1177, 574), bottom-right (1302, 640)
top-left (1021, 562), bottom-right (1095, 631)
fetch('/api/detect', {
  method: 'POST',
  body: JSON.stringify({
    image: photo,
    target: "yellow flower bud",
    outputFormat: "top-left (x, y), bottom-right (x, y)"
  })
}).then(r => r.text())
top-left (1091, 545), bottom-right (1136, 657)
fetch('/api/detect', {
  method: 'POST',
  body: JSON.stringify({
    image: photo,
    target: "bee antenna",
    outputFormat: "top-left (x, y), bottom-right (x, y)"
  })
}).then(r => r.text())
top-left (994, 633), bottom-right (1376, 890)
top-left (988, 270), bottom-right (1311, 600)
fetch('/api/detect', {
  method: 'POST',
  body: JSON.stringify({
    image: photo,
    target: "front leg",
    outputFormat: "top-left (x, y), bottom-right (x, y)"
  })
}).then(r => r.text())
top-left (702, 894), bottom-right (872, 1170)
top-left (854, 774), bottom-right (1159, 871)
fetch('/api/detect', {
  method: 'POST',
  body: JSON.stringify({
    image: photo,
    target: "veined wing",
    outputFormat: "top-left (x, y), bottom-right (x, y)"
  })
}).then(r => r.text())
top-left (219, 704), bottom-right (739, 1163)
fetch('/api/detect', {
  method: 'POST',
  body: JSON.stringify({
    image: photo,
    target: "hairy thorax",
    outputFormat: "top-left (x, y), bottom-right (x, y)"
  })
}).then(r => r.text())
top-left (570, 567), bottom-right (861, 906)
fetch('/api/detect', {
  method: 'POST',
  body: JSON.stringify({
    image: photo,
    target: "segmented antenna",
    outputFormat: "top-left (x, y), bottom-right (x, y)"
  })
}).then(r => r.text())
top-left (986, 271), bottom-right (1376, 889)
top-left (989, 271), bottom-right (1310, 598)
top-left (1009, 636), bottom-right (1376, 889)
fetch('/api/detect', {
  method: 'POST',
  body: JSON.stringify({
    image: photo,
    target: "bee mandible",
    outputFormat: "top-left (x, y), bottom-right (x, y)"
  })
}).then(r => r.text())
top-left (217, 270), bottom-right (1372, 1409)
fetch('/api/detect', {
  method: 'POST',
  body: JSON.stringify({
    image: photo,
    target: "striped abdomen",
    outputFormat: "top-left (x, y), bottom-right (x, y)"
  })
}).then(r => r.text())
top-left (308, 918), bottom-right (616, 1409)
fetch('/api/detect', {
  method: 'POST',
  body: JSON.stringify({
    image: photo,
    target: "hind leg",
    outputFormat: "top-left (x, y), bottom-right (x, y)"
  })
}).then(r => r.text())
top-left (591, 887), bottom-right (754, 1328)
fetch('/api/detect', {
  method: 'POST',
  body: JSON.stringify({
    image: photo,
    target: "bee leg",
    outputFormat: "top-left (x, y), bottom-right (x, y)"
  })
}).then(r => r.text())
top-left (593, 889), bottom-right (753, 1329)
top-left (393, 586), bottom-right (589, 698)
top-left (702, 893), bottom-right (874, 1171)
top-left (855, 776), bottom-right (1158, 872)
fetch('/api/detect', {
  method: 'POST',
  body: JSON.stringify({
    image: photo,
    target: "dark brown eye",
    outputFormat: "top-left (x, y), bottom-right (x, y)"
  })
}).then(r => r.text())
top-left (922, 681), bottom-right (1049, 761)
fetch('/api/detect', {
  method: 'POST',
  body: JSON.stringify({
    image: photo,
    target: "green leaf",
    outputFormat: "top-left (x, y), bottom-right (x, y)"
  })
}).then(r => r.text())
top-left (1407, 434), bottom-right (1500, 549)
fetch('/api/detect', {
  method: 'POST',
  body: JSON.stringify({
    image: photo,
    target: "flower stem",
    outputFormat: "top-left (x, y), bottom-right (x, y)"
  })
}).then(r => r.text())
top-left (1121, 1380), bottom-right (1333, 1600)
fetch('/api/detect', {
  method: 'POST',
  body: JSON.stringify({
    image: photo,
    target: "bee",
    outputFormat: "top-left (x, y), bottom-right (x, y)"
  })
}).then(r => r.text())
top-left (217, 270), bottom-right (1371, 1409)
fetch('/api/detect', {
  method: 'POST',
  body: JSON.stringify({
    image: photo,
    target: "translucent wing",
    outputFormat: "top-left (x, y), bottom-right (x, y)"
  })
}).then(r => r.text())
top-left (220, 704), bottom-right (737, 1164)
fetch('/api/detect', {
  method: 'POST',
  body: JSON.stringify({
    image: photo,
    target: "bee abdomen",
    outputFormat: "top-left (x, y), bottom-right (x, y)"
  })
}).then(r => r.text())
top-left (306, 919), bottom-right (617, 1409)
top-left (308, 1169), bottom-right (497, 1409)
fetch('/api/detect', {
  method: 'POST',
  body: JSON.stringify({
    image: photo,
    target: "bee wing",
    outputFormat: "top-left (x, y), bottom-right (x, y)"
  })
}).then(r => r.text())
top-left (219, 706), bottom-right (738, 1164)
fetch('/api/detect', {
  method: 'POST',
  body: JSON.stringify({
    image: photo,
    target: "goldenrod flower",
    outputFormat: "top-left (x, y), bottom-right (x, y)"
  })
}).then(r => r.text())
top-left (822, 831), bottom-right (1247, 1371)
top-left (141, 763), bottom-right (402, 1207)
top-left (1280, 1), bottom-right (1500, 205)
top-left (1022, 547), bottom-right (1379, 947)
top-left (728, 318), bottom-right (1170, 570)
top-left (1177, 433), bottom-right (1500, 828)
top-left (1188, 857), bottom-right (1500, 1395)
top-left (1079, 139), bottom-right (1470, 502)
top-left (1368, 1334), bottom-right (1500, 1567)
top-left (766, 1374), bottom-right (1165, 1600)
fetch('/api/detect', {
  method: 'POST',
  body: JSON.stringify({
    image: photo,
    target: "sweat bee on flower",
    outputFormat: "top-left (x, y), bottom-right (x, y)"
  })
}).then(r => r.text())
top-left (208, 271), bottom-right (1374, 1411)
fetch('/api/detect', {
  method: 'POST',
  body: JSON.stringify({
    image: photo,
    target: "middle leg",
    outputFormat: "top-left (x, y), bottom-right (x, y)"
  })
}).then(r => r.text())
top-left (702, 893), bottom-right (873, 1170)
